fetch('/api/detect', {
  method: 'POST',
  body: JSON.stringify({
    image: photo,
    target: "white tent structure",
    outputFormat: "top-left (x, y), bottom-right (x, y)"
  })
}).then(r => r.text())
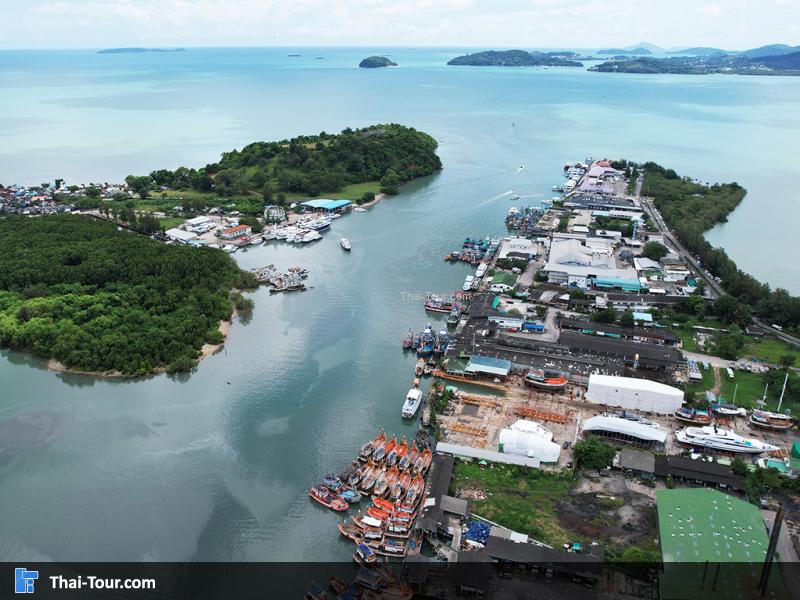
top-left (585, 374), bottom-right (683, 415)
top-left (499, 420), bottom-right (561, 463)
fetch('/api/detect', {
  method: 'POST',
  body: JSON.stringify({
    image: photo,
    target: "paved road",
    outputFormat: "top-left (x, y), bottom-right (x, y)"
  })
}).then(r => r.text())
top-left (639, 194), bottom-right (800, 349)
top-left (681, 350), bottom-right (735, 369)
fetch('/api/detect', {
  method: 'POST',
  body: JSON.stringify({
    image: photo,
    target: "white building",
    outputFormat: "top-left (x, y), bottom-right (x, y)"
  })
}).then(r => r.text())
top-left (165, 228), bottom-right (197, 243)
top-left (543, 238), bottom-right (636, 287)
top-left (497, 237), bottom-right (538, 260)
top-left (585, 374), bottom-right (683, 415)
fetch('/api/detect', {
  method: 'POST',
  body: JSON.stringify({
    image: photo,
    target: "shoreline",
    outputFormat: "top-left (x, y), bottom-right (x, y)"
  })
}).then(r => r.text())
top-left (45, 305), bottom-right (239, 379)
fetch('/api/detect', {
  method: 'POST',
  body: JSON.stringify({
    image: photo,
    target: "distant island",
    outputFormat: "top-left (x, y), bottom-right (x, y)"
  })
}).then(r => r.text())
top-left (590, 48), bottom-right (800, 76)
top-left (97, 47), bottom-right (186, 54)
top-left (667, 47), bottom-right (728, 56)
top-left (597, 47), bottom-right (652, 55)
top-left (359, 56), bottom-right (397, 68)
top-left (447, 49), bottom-right (583, 67)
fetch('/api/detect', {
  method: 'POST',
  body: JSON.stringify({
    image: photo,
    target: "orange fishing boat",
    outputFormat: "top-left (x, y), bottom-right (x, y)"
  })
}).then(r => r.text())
top-left (403, 474), bottom-right (425, 509)
top-left (338, 522), bottom-right (366, 542)
top-left (367, 506), bottom-right (390, 521)
top-left (399, 442), bottom-right (419, 472)
top-left (359, 463), bottom-right (382, 493)
top-left (372, 435), bottom-right (396, 463)
top-left (386, 438), bottom-right (408, 468)
top-left (413, 447), bottom-right (432, 475)
top-left (374, 465), bottom-right (399, 497)
top-left (372, 497), bottom-right (395, 512)
top-left (359, 429), bottom-right (386, 460)
top-left (390, 471), bottom-right (412, 501)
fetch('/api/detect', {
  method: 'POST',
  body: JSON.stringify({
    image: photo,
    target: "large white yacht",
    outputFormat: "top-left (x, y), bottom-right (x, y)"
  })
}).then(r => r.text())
top-left (675, 425), bottom-right (777, 455)
top-left (402, 388), bottom-right (423, 419)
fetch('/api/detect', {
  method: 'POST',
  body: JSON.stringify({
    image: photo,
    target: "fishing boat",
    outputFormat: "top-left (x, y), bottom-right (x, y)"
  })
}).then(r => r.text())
top-left (386, 439), bottom-right (407, 468)
top-left (384, 521), bottom-right (411, 538)
top-left (711, 402), bottom-right (747, 417)
top-left (390, 471), bottom-right (412, 501)
top-left (524, 369), bottom-right (568, 390)
top-left (323, 473), bottom-right (344, 491)
top-left (305, 583), bottom-right (331, 600)
top-left (380, 538), bottom-right (407, 556)
top-left (338, 522), bottom-right (366, 543)
top-left (412, 448), bottom-right (432, 476)
top-left (338, 488), bottom-right (362, 503)
top-left (372, 435), bottom-right (396, 464)
top-left (424, 295), bottom-right (454, 314)
top-left (675, 425), bottom-right (778, 454)
top-left (308, 484), bottom-right (349, 512)
top-left (359, 464), bottom-right (381, 493)
top-left (353, 543), bottom-right (380, 565)
top-left (347, 466), bottom-right (364, 488)
top-left (402, 330), bottom-right (414, 350)
top-left (433, 329), bottom-right (449, 355)
top-left (374, 466), bottom-right (399, 498)
top-left (399, 442), bottom-right (419, 472)
top-left (416, 324), bottom-right (435, 356)
top-left (750, 409), bottom-right (793, 430)
top-left (402, 474), bottom-right (425, 509)
top-left (352, 513), bottom-right (384, 536)
top-left (372, 497), bottom-right (394, 512)
top-left (446, 306), bottom-right (461, 327)
top-left (402, 388), bottom-right (423, 419)
top-left (359, 430), bottom-right (386, 460)
top-left (367, 506), bottom-right (390, 521)
top-left (414, 358), bottom-right (424, 376)
top-left (340, 238), bottom-right (351, 251)
top-left (674, 407), bottom-right (713, 424)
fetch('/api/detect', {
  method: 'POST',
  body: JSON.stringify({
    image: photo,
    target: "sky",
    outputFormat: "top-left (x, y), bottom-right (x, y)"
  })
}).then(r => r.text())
top-left (2, 0), bottom-right (799, 50)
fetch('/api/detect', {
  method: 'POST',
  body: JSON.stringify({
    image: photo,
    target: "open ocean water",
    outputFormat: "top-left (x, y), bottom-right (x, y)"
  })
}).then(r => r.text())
top-left (0, 47), bottom-right (798, 561)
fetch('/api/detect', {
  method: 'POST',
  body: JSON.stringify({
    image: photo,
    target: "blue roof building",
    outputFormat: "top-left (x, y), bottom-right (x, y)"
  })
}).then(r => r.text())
top-left (591, 276), bottom-right (643, 293)
top-left (300, 199), bottom-right (352, 212)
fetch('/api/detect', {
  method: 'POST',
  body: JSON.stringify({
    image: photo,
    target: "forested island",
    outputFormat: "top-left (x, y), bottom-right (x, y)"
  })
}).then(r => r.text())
top-left (128, 124), bottom-right (441, 203)
top-left (639, 163), bottom-right (800, 330)
top-left (0, 215), bottom-right (256, 377)
top-left (98, 47), bottom-right (186, 54)
top-left (590, 51), bottom-right (800, 75)
top-left (359, 56), bottom-right (397, 68)
top-left (447, 50), bottom-right (583, 67)
top-left (597, 47), bottom-right (651, 55)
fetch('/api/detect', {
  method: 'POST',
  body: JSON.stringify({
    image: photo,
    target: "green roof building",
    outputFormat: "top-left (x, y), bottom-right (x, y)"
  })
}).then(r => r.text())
top-left (490, 272), bottom-right (518, 288)
top-left (656, 488), bottom-right (787, 599)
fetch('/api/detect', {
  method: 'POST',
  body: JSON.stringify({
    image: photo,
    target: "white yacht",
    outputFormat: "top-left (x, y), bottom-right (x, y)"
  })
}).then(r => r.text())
top-left (463, 275), bottom-right (475, 291)
top-left (402, 388), bottom-right (423, 419)
top-left (300, 230), bottom-right (322, 243)
top-left (340, 238), bottom-right (351, 251)
top-left (475, 263), bottom-right (487, 278)
top-left (675, 425), bottom-right (777, 455)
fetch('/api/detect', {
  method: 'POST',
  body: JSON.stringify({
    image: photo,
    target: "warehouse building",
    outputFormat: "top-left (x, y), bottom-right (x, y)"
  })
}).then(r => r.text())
top-left (581, 415), bottom-right (667, 448)
top-left (585, 374), bottom-right (683, 414)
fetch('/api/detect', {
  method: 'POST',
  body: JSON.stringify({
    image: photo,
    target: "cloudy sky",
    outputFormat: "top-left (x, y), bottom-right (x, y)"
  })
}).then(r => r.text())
top-left (3, 0), bottom-right (799, 50)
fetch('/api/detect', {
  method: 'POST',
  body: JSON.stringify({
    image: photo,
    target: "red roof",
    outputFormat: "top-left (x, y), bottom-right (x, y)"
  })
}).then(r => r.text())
top-left (223, 224), bottom-right (250, 234)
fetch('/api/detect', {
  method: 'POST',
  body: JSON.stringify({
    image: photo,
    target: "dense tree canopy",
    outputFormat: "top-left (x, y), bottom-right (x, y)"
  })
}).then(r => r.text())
top-left (642, 163), bottom-right (800, 330)
top-left (130, 124), bottom-right (441, 199)
top-left (0, 215), bottom-right (256, 376)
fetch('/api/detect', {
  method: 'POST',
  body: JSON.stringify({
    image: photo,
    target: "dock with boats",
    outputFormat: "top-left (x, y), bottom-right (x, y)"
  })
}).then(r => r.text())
top-left (250, 265), bottom-right (309, 292)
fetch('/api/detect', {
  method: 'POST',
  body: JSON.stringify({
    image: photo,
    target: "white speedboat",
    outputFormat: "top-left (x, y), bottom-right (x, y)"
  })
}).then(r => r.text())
top-left (675, 425), bottom-right (777, 455)
top-left (475, 263), bottom-right (487, 278)
top-left (300, 230), bottom-right (322, 243)
top-left (354, 207), bottom-right (367, 213)
top-left (340, 238), bottom-right (351, 251)
top-left (402, 388), bottom-right (423, 419)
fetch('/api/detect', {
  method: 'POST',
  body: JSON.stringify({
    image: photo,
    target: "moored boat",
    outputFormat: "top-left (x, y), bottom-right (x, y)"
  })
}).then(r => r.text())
top-left (525, 369), bottom-right (568, 390)
top-left (305, 583), bottom-right (331, 600)
top-left (414, 358), bottom-right (424, 376)
top-left (359, 430), bottom-right (386, 461)
top-left (675, 425), bottom-right (778, 454)
top-left (372, 435), bottom-right (396, 464)
top-left (353, 543), bottom-right (380, 565)
top-left (399, 442), bottom-right (419, 472)
top-left (413, 448), bottom-right (433, 475)
top-left (309, 484), bottom-right (349, 512)
top-left (402, 388), bottom-right (423, 419)
top-left (340, 238), bottom-right (351, 251)
top-left (402, 330), bottom-right (414, 350)
top-left (391, 471), bottom-right (412, 501)
top-left (402, 474), bottom-right (425, 510)
top-left (416, 323), bottom-right (435, 356)
top-left (446, 306), bottom-right (461, 327)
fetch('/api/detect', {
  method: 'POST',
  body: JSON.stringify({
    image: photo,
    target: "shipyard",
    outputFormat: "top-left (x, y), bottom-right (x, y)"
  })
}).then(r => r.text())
top-left (304, 157), bottom-right (799, 600)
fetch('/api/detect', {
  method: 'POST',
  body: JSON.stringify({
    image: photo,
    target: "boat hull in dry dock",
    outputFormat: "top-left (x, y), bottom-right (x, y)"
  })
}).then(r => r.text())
top-left (675, 426), bottom-right (778, 454)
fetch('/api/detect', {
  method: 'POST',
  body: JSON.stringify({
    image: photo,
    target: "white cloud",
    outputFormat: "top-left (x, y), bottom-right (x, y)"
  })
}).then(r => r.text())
top-left (4, 0), bottom-right (800, 49)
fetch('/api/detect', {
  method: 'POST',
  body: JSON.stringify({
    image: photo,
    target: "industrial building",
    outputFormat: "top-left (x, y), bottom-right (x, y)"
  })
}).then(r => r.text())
top-left (543, 238), bottom-right (637, 288)
top-left (300, 198), bottom-right (352, 213)
top-left (558, 331), bottom-right (682, 377)
top-left (559, 317), bottom-right (680, 346)
top-left (585, 374), bottom-right (684, 414)
top-left (581, 414), bottom-right (667, 447)
top-left (165, 228), bottom-right (197, 243)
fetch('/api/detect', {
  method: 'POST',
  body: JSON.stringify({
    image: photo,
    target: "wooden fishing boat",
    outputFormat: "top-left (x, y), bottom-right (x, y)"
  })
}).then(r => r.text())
top-left (372, 497), bottom-right (395, 512)
top-left (352, 513), bottom-right (384, 538)
top-left (380, 538), bottom-right (407, 556)
top-left (359, 463), bottom-right (381, 493)
top-left (359, 430), bottom-right (385, 460)
top-left (386, 438), bottom-right (407, 468)
top-left (750, 409), bottom-right (793, 430)
top-left (367, 506), bottom-right (390, 521)
top-left (414, 358), bottom-right (424, 377)
top-left (674, 407), bottom-right (712, 425)
top-left (390, 471), bottom-right (412, 501)
top-left (384, 521), bottom-right (411, 538)
top-left (413, 448), bottom-right (433, 475)
top-left (305, 583), bottom-right (331, 600)
top-left (353, 543), bottom-right (380, 565)
top-left (402, 474), bottom-right (425, 509)
top-left (308, 484), bottom-right (349, 512)
top-left (372, 468), bottom-right (389, 497)
top-left (382, 466), bottom-right (400, 497)
top-left (338, 522), bottom-right (366, 542)
top-left (399, 442), bottom-right (419, 472)
top-left (372, 435), bottom-right (396, 464)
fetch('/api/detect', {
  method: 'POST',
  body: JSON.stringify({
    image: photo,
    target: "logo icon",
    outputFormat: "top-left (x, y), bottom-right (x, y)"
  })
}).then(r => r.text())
top-left (15, 568), bottom-right (38, 594)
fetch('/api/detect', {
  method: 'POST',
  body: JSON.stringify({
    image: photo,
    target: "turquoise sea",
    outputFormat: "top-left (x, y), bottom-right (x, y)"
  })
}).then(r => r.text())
top-left (0, 47), bottom-right (798, 561)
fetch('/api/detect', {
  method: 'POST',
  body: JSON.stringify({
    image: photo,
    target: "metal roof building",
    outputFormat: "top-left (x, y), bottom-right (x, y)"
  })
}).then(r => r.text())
top-left (165, 228), bottom-right (197, 243)
top-left (300, 199), bottom-right (352, 212)
top-left (586, 374), bottom-right (684, 415)
top-left (465, 355), bottom-right (511, 377)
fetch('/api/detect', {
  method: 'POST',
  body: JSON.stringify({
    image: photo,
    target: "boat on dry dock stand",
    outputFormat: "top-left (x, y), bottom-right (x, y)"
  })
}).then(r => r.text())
top-left (750, 409), bottom-right (793, 430)
top-left (675, 424), bottom-right (778, 454)
top-left (525, 369), bottom-right (568, 390)
top-left (674, 407), bottom-right (713, 424)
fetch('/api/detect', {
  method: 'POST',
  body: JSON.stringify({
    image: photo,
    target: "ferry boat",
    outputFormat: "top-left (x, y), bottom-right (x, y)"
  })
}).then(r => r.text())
top-left (402, 388), bottom-right (423, 418)
top-left (524, 369), bottom-right (568, 390)
top-left (674, 407), bottom-right (712, 424)
top-left (339, 238), bottom-right (351, 251)
top-left (308, 484), bottom-right (349, 512)
top-left (749, 409), bottom-right (793, 430)
top-left (675, 425), bottom-right (778, 454)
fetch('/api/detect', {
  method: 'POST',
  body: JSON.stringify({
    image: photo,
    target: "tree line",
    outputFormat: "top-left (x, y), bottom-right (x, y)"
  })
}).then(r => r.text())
top-left (126, 124), bottom-right (442, 202)
top-left (0, 215), bottom-right (257, 376)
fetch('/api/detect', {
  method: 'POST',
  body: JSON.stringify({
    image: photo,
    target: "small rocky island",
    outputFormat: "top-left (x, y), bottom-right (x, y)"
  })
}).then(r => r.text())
top-left (359, 56), bottom-right (398, 68)
top-left (447, 49), bottom-right (583, 67)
